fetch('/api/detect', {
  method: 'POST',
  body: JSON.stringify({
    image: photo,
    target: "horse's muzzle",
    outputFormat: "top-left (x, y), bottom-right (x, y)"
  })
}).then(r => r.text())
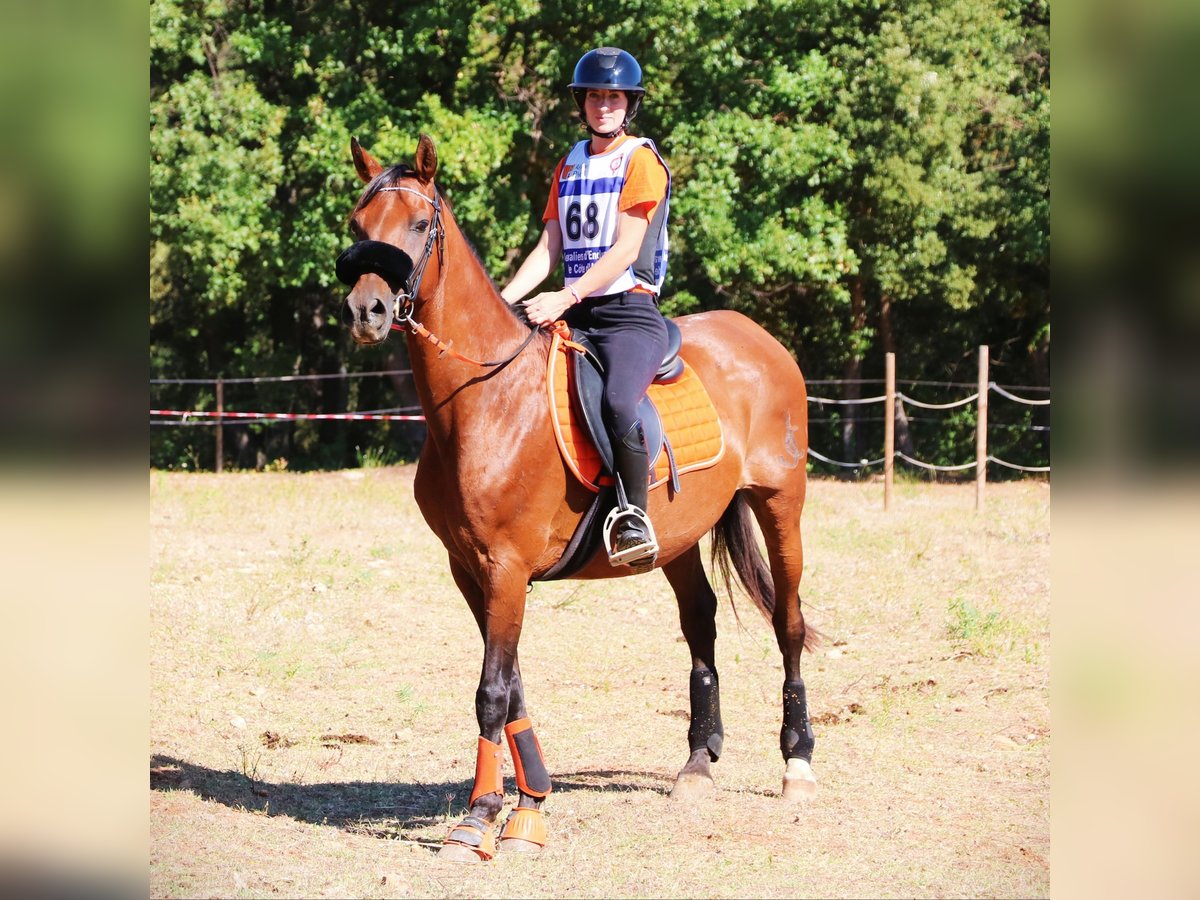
top-left (342, 291), bottom-right (392, 345)
top-left (337, 240), bottom-right (412, 344)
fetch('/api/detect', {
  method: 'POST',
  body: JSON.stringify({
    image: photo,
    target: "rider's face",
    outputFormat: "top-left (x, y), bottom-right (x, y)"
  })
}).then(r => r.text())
top-left (584, 90), bottom-right (628, 133)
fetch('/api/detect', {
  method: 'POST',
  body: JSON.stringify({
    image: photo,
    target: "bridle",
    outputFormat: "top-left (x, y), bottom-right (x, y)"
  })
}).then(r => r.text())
top-left (374, 183), bottom-right (444, 324)
top-left (367, 181), bottom-right (543, 370)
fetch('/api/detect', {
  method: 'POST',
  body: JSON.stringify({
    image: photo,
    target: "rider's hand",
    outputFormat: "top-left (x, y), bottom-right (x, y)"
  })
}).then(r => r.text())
top-left (522, 289), bottom-right (574, 327)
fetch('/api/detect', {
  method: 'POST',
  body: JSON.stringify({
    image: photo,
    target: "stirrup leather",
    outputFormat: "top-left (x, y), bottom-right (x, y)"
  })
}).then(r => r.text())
top-left (603, 505), bottom-right (659, 567)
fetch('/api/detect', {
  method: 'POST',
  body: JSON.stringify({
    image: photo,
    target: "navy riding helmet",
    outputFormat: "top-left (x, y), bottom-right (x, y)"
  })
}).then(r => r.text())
top-left (569, 47), bottom-right (645, 136)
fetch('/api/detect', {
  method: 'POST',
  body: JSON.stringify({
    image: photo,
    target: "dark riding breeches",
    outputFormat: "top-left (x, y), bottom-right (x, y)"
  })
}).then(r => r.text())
top-left (562, 291), bottom-right (669, 442)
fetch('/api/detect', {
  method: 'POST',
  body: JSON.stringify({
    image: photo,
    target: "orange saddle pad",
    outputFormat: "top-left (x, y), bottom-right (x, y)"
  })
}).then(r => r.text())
top-left (546, 332), bottom-right (725, 492)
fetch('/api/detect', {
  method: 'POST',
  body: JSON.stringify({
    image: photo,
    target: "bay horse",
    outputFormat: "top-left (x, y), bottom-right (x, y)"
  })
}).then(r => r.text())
top-left (338, 135), bottom-right (817, 862)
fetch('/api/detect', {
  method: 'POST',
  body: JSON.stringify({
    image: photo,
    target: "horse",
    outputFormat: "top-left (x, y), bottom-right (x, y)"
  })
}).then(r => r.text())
top-left (337, 134), bottom-right (817, 862)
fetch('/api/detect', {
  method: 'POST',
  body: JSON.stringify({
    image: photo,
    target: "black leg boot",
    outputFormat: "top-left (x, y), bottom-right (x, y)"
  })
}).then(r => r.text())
top-left (610, 421), bottom-right (657, 571)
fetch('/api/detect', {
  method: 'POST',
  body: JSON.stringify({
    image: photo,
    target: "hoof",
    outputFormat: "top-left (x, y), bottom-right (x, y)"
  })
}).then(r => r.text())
top-left (437, 842), bottom-right (486, 863)
top-left (498, 837), bottom-right (543, 854)
top-left (781, 757), bottom-right (817, 802)
top-left (669, 771), bottom-right (714, 802)
top-left (440, 816), bottom-right (496, 862)
top-left (498, 807), bottom-right (546, 853)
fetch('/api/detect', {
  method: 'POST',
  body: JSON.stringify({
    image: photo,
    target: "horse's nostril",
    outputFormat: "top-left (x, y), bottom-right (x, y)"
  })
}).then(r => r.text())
top-left (341, 301), bottom-right (355, 327)
top-left (370, 298), bottom-right (387, 319)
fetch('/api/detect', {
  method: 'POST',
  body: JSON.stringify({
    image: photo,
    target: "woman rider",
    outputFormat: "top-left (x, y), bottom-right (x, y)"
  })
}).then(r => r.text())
top-left (501, 47), bottom-right (671, 572)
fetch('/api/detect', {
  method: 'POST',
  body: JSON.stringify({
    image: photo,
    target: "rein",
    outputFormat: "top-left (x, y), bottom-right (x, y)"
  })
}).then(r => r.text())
top-left (390, 298), bottom-right (542, 369)
top-left (378, 182), bottom-right (543, 370)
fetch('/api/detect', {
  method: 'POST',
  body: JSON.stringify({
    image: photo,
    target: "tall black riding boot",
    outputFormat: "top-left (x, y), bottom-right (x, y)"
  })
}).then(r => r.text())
top-left (610, 421), bottom-right (656, 569)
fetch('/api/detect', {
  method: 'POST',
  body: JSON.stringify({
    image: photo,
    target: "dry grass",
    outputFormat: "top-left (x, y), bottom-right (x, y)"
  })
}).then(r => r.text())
top-left (150, 469), bottom-right (1049, 898)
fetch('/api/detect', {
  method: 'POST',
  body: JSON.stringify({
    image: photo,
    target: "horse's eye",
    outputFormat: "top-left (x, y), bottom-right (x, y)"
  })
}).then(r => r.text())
top-left (413, 220), bottom-right (430, 234)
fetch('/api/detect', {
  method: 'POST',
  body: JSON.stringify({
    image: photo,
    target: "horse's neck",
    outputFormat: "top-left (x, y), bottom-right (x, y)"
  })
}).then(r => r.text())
top-left (406, 210), bottom-right (540, 430)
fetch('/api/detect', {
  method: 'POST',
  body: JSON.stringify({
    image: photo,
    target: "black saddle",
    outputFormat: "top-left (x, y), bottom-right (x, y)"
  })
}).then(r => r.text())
top-left (658, 317), bottom-right (684, 382)
top-left (569, 317), bottom-right (683, 478)
top-left (534, 318), bottom-right (683, 583)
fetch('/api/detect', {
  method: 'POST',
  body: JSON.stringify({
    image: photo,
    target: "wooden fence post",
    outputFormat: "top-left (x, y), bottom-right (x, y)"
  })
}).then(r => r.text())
top-left (215, 376), bottom-right (224, 474)
top-left (884, 352), bottom-right (895, 510)
top-left (975, 346), bottom-right (988, 510)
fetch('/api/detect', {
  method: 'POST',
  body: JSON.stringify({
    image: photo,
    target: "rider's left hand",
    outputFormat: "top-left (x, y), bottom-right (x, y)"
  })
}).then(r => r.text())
top-left (522, 290), bottom-right (573, 327)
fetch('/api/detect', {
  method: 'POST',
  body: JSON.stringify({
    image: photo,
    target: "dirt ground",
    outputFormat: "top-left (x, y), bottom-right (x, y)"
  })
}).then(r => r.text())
top-left (150, 469), bottom-right (1049, 898)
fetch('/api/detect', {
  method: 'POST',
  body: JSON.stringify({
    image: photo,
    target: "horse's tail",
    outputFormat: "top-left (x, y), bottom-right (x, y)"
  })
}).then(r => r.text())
top-left (710, 489), bottom-right (818, 652)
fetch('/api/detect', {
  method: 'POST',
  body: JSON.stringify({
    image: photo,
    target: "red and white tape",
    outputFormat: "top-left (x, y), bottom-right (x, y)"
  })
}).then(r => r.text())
top-left (151, 409), bottom-right (426, 422)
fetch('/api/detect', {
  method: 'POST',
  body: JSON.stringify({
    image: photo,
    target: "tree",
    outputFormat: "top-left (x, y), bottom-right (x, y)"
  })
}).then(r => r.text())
top-left (149, 0), bottom-right (1049, 471)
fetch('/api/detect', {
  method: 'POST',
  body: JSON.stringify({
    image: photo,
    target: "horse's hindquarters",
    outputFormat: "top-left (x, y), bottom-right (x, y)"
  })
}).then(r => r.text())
top-left (674, 310), bottom-right (808, 491)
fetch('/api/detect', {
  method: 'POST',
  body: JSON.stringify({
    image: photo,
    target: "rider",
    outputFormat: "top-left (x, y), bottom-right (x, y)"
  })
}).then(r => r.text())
top-left (502, 47), bottom-right (671, 571)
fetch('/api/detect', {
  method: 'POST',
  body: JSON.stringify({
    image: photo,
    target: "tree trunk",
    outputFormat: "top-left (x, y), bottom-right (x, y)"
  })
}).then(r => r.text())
top-left (880, 293), bottom-right (894, 356)
top-left (879, 294), bottom-right (914, 456)
top-left (840, 277), bottom-right (868, 475)
top-left (895, 399), bottom-right (916, 457)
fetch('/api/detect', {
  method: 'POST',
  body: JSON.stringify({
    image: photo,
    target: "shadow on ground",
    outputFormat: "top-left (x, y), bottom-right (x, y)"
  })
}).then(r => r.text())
top-left (150, 754), bottom-right (672, 840)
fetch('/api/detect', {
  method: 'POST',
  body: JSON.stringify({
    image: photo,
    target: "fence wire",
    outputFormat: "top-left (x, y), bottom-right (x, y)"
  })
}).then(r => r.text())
top-left (987, 455), bottom-right (1051, 473)
top-left (989, 382), bottom-right (1051, 406)
top-left (151, 372), bottom-right (1050, 474)
top-left (805, 447), bottom-right (885, 468)
top-left (896, 391), bottom-right (979, 410)
top-left (808, 394), bottom-right (887, 405)
top-left (151, 409), bottom-right (425, 423)
top-left (896, 452), bottom-right (979, 472)
top-left (152, 369), bottom-right (412, 385)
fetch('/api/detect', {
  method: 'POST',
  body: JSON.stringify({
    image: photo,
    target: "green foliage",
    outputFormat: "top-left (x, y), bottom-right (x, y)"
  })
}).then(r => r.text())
top-left (947, 596), bottom-right (1011, 657)
top-left (354, 443), bottom-right (399, 469)
top-left (150, 0), bottom-right (1049, 471)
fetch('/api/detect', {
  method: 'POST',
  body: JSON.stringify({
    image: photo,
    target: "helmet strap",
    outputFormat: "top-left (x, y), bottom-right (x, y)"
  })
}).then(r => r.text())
top-left (582, 117), bottom-right (627, 139)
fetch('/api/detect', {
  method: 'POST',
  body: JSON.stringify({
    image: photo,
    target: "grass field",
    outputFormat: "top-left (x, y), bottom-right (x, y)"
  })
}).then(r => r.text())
top-left (150, 468), bottom-right (1049, 898)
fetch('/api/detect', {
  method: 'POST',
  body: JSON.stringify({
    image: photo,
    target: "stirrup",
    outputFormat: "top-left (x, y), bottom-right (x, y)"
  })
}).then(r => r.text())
top-left (603, 505), bottom-right (659, 568)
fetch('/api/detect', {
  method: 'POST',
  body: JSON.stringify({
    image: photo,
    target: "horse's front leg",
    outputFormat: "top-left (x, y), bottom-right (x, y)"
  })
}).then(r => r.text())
top-left (495, 659), bottom-right (552, 853)
top-left (439, 561), bottom-right (551, 862)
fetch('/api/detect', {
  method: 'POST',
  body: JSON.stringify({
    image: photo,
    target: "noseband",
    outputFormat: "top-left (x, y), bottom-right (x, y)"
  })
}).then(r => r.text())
top-left (336, 182), bottom-right (444, 322)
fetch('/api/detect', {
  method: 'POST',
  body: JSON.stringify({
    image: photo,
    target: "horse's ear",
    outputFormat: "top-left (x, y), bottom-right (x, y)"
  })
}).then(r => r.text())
top-left (414, 134), bottom-right (438, 184)
top-left (351, 137), bottom-right (383, 184)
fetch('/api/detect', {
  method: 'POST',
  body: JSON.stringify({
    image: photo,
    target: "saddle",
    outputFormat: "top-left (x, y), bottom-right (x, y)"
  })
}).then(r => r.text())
top-left (536, 320), bottom-right (724, 581)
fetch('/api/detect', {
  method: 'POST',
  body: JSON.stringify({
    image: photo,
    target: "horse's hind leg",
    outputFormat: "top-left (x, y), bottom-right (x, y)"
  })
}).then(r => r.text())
top-left (746, 488), bottom-right (818, 801)
top-left (662, 544), bottom-right (724, 801)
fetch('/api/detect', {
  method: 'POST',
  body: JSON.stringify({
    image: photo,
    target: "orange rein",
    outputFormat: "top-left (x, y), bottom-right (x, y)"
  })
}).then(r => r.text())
top-left (390, 305), bottom-right (584, 368)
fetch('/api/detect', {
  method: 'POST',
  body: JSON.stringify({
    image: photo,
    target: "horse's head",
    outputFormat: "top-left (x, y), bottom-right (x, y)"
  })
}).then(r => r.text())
top-left (337, 135), bottom-right (442, 345)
